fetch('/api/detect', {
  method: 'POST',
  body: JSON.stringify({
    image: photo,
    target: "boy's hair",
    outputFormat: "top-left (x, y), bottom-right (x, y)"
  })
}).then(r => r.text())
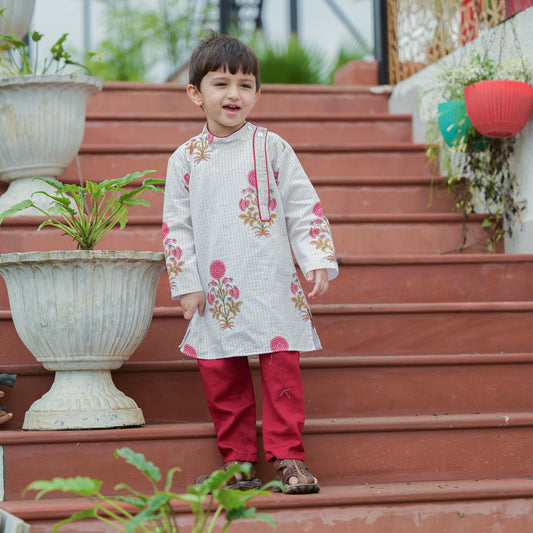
top-left (189, 30), bottom-right (260, 91)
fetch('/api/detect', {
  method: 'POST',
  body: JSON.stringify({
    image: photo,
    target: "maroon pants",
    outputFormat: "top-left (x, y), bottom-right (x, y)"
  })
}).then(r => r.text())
top-left (197, 351), bottom-right (306, 463)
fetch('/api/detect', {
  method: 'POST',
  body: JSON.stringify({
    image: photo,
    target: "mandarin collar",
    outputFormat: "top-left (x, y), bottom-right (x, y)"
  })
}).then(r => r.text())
top-left (202, 122), bottom-right (256, 144)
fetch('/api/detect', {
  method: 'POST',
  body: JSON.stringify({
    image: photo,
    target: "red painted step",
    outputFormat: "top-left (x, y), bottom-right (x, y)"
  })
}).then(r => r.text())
top-left (82, 114), bottom-right (414, 147)
top-left (6, 479), bottom-right (533, 533)
top-left (87, 82), bottom-right (392, 118)
top-left (3, 414), bottom-right (533, 500)
top-left (3, 253), bottom-right (532, 312)
top-left (58, 144), bottom-right (435, 183)
top-left (0, 212), bottom-right (496, 256)
top-left (4, 354), bottom-right (533, 429)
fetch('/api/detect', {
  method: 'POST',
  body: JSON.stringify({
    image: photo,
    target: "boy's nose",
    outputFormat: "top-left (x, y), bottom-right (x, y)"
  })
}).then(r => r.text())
top-left (227, 84), bottom-right (239, 98)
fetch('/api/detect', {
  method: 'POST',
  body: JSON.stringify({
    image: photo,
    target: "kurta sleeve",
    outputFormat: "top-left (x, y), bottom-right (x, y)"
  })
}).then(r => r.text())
top-left (270, 133), bottom-right (339, 281)
top-left (162, 148), bottom-right (203, 300)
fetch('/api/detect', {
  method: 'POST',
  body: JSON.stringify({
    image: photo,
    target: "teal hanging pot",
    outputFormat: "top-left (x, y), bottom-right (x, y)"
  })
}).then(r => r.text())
top-left (438, 100), bottom-right (473, 148)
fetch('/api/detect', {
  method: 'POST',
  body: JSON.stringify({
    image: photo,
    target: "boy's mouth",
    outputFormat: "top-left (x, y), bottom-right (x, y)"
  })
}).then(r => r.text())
top-left (223, 104), bottom-right (241, 112)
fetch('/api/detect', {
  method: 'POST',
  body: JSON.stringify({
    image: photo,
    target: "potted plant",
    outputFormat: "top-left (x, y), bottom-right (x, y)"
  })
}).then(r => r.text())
top-left (464, 60), bottom-right (533, 137)
top-left (0, 171), bottom-right (166, 430)
top-left (0, 8), bottom-right (102, 214)
top-left (425, 53), bottom-right (532, 250)
top-left (25, 447), bottom-right (281, 532)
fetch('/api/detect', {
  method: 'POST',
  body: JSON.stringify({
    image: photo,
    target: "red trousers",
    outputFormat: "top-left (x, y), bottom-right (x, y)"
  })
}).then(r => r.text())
top-left (197, 351), bottom-right (305, 463)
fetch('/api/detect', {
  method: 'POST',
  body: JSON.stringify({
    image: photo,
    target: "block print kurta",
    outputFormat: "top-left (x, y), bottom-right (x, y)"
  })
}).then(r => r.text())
top-left (162, 122), bottom-right (338, 359)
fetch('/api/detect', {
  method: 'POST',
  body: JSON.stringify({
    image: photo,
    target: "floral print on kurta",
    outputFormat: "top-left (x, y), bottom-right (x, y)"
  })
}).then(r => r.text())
top-left (162, 123), bottom-right (338, 359)
top-left (291, 273), bottom-right (312, 322)
top-left (207, 260), bottom-right (242, 330)
top-left (239, 170), bottom-right (277, 237)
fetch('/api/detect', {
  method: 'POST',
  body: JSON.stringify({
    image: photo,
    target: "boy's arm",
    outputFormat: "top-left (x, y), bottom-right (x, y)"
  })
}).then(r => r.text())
top-left (162, 151), bottom-right (204, 301)
top-left (271, 135), bottom-right (339, 283)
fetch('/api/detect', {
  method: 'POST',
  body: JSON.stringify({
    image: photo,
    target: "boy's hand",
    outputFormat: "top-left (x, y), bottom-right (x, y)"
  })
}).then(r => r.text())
top-left (180, 291), bottom-right (205, 320)
top-left (307, 269), bottom-right (329, 299)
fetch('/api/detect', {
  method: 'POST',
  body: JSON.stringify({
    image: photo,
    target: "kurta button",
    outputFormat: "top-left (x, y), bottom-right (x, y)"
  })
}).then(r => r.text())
top-left (258, 132), bottom-right (263, 137)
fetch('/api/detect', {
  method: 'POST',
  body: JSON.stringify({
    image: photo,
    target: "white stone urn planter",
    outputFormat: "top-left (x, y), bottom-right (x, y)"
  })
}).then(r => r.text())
top-left (0, 250), bottom-right (165, 430)
top-left (0, 75), bottom-right (102, 213)
top-left (0, 1), bottom-right (35, 67)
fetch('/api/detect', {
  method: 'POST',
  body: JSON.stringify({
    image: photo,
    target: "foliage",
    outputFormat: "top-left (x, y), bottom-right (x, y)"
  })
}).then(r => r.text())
top-left (253, 36), bottom-right (328, 85)
top-left (425, 53), bottom-right (532, 250)
top-left (86, 0), bottom-right (216, 82)
top-left (24, 447), bottom-right (281, 533)
top-left (0, 171), bottom-right (164, 250)
top-left (0, 8), bottom-right (95, 76)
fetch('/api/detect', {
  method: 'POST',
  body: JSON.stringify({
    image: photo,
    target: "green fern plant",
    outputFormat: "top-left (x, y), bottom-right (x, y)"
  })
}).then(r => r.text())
top-left (24, 447), bottom-right (281, 533)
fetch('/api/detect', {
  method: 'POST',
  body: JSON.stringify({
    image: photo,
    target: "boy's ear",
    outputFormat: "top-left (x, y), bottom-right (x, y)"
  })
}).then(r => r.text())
top-left (254, 88), bottom-right (261, 104)
top-left (187, 84), bottom-right (203, 107)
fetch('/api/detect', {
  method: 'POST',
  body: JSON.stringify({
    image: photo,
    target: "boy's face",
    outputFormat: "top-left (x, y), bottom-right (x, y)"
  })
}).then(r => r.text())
top-left (187, 67), bottom-right (261, 137)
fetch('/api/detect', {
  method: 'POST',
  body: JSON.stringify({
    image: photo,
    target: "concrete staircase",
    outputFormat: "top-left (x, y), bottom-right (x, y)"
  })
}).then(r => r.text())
top-left (1, 75), bottom-right (533, 532)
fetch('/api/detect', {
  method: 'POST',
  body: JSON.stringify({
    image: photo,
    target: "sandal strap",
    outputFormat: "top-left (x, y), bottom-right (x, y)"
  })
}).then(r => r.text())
top-left (274, 459), bottom-right (315, 485)
top-left (223, 460), bottom-right (256, 483)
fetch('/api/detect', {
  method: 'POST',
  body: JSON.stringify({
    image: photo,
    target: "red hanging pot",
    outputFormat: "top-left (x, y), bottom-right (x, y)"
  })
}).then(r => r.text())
top-left (464, 79), bottom-right (533, 138)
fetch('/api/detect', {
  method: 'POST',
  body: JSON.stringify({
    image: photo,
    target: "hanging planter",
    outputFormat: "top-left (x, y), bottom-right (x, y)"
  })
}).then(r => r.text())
top-left (464, 79), bottom-right (533, 138)
top-left (437, 100), bottom-right (473, 147)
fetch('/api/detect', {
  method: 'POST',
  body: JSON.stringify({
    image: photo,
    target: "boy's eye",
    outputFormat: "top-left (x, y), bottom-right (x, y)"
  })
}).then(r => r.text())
top-left (242, 83), bottom-right (252, 89)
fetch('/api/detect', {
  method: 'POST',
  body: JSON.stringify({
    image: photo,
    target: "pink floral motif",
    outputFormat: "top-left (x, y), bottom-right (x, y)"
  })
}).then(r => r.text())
top-left (309, 205), bottom-right (336, 263)
top-left (207, 132), bottom-right (214, 144)
top-left (208, 261), bottom-right (242, 330)
top-left (210, 260), bottom-right (226, 280)
top-left (274, 170), bottom-right (280, 184)
top-left (163, 223), bottom-right (185, 291)
top-left (182, 344), bottom-right (197, 358)
top-left (270, 336), bottom-right (289, 352)
top-left (313, 202), bottom-right (324, 217)
top-left (183, 173), bottom-right (190, 192)
top-left (239, 172), bottom-right (277, 237)
top-left (290, 273), bottom-right (312, 322)
top-left (162, 222), bottom-right (169, 240)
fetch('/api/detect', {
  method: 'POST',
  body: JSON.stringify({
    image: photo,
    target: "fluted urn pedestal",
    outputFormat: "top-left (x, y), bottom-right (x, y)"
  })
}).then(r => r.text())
top-left (0, 250), bottom-right (165, 430)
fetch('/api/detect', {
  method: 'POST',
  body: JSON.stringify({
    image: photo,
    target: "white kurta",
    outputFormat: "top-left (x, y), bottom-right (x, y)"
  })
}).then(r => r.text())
top-left (162, 122), bottom-right (338, 359)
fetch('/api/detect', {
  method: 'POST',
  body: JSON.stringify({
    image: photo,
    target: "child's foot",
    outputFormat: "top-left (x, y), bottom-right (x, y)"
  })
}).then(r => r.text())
top-left (273, 459), bottom-right (320, 494)
top-left (195, 460), bottom-right (263, 490)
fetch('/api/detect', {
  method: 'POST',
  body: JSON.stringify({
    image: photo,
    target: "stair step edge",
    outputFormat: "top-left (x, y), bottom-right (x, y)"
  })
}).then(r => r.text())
top-left (4, 477), bottom-right (533, 520)
top-left (3, 412), bottom-right (533, 446)
top-left (78, 142), bottom-right (429, 154)
top-left (4, 352), bottom-right (533, 378)
top-left (2, 301), bottom-right (533, 323)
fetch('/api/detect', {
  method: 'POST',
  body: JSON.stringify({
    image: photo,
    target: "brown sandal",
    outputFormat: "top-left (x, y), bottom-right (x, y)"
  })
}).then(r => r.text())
top-left (273, 459), bottom-right (320, 494)
top-left (195, 460), bottom-right (263, 490)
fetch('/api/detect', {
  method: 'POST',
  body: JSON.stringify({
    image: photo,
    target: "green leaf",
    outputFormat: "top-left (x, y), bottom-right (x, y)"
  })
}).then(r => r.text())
top-left (52, 508), bottom-right (99, 533)
top-left (164, 466), bottom-right (181, 492)
top-left (125, 508), bottom-right (160, 533)
top-left (0, 200), bottom-right (34, 224)
top-left (25, 477), bottom-right (102, 499)
top-left (115, 448), bottom-right (161, 482)
top-left (125, 198), bottom-right (150, 207)
top-left (33, 176), bottom-right (65, 191)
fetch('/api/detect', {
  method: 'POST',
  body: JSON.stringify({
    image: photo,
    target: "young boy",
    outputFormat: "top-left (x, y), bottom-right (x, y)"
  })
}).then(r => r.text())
top-left (162, 31), bottom-right (338, 494)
